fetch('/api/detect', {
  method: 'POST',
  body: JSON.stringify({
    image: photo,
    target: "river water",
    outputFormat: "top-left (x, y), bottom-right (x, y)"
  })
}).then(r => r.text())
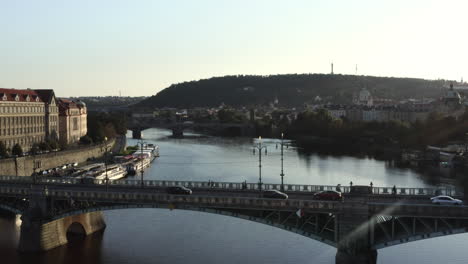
top-left (1, 128), bottom-right (467, 264)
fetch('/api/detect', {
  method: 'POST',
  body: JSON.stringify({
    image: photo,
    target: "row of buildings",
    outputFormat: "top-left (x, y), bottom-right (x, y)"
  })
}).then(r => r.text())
top-left (322, 84), bottom-right (467, 122)
top-left (0, 88), bottom-right (87, 152)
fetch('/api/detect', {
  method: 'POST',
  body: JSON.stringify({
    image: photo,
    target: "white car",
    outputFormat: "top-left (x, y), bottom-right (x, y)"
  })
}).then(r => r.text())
top-left (430, 195), bottom-right (463, 205)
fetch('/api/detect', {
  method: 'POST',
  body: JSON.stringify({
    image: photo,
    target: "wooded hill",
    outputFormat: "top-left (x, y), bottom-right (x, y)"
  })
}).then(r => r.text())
top-left (135, 74), bottom-right (447, 108)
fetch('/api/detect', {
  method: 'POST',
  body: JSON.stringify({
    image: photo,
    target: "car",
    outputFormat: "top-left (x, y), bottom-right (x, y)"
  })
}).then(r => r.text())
top-left (166, 186), bottom-right (192, 195)
top-left (263, 190), bottom-right (288, 199)
top-left (313, 190), bottom-right (343, 201)
top-left (430, 195), bottom-right (463, 205)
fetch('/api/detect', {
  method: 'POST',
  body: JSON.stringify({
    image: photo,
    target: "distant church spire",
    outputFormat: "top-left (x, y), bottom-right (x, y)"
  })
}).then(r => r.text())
top-left (331, 62), bottom-right (334, 75)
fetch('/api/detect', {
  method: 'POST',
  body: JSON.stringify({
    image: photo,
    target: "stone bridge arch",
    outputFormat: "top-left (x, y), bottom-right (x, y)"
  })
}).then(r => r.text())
top-left (18, 211), bottom-right (106, 252)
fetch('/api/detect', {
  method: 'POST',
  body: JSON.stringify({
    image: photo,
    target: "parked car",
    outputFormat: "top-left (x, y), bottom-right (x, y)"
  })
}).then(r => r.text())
top-left (166, 186), bottom-right (192, 195)
top-left (263, 190), bottom-right (288, 199)
top-left (430, 195), bottom-right (463, 205)
top-left (313, 190), bottom-right (343, 201)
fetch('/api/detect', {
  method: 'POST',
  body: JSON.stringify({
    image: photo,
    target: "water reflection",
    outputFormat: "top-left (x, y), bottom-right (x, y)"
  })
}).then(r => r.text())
top-left (128, 128), bottom-right (433, 187)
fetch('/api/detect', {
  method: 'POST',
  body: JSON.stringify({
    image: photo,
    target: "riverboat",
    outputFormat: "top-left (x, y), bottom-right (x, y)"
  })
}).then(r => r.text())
top-left (127, 157), bottom-right (151, 175)
top-left (95, 164), bottom-right (127, 181)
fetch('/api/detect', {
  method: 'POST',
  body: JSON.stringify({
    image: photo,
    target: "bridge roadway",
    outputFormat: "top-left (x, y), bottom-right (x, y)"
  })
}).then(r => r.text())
top-left (0, 180), bottom-right (455, 205)
top-left (0, 176), bottom-right (467, 264)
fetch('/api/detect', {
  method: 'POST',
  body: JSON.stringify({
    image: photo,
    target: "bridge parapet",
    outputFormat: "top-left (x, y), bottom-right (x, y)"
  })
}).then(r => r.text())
top-left (0, 176), bottom-right (461, 197)
top-left (370, 202), bottom-right (468, 218)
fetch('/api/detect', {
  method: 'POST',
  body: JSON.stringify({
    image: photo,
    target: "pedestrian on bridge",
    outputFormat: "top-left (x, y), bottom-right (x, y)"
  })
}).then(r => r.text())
top-left (336, 184), bottom-right (341, 192)
top-left (392, 185), bottom-right (397, 196)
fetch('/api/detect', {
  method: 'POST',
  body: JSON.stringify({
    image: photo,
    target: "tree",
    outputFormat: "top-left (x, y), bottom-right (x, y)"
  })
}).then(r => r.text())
top-left (0, 141), bottom-right (7, 157)
top-left (12, 144), bottom-right (23, 156)
top-left (80, 135), bottom-right (93, 145)
top-left (39, 142), bottom-right (51, 151)
top-left (30, 143), bottom-right (40, 155)
top-left (47, 139), bottom-right (59, 150)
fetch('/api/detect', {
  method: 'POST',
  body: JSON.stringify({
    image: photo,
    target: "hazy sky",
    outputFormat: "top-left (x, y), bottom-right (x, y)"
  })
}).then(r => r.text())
top-left (1, 0), bottom-right (467, 97)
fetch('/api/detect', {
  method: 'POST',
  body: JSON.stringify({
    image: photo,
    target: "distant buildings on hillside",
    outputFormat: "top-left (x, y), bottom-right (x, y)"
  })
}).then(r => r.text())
top-left (322, 84), bottom-right (466, 122)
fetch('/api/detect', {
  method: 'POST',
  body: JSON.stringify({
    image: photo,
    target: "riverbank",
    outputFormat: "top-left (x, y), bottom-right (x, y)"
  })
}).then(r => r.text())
top-left (0, 139), bottom-right (115, 176)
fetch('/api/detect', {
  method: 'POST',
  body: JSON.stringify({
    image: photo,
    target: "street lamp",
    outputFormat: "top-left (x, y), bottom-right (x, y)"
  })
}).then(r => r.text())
top-left (253, 136), bottom-right (267, 191)
top-left (32, 149), bottom-right (39, 184)
top-left (279, 132), bottom-right (289, 192)
top-left (137, 139), bottom-right (147, 188)
top-left (465, 133), bottom-right (468, 152)
top-left (104, 137), bottom-right (109, 190)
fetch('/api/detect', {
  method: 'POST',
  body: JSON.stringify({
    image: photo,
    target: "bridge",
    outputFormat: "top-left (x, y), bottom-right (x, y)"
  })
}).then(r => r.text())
top-left (127, 117), bottom-right (254, 138)
top-left (0, 176), bottom-right (466, 264)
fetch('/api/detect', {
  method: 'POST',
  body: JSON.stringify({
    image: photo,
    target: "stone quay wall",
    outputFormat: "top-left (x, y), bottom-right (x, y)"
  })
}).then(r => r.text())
top-left (0, 139), bottom-right (115, 176)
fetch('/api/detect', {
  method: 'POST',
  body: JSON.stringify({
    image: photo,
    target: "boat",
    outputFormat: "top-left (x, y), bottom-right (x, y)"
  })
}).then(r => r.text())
top-left (127, 157), bottom-right (151, 175)
top-left (71, 163), bottom-right (105, 179)
top-left (95, 164), bottom-right (127, 181)
top-left (132, 144), bottom-right (159, 161)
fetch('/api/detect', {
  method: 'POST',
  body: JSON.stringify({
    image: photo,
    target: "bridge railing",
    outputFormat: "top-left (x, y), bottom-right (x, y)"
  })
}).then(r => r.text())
top-left (0, 175), bottom-right (463, 197)
top-left (47, 188), bottom-right (342, 212)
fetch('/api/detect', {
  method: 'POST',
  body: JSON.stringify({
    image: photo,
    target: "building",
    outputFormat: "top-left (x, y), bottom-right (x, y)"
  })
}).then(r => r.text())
top-left (323, 105), bottom-right (347, 119)
top-left (353, 88), bottom-right (373, 106)
top-left (58, 99), bottom-right (87, 145)
top-left (0, 88), bottom-right (59, 151)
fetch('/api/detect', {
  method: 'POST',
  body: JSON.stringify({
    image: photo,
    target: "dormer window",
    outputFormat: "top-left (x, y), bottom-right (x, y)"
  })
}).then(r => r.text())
top-left (13, 94), bottom-right (19, 101)
top-left (26, 95), bottom-right (30, 102)
top-left (35, 96), bottom-right (40, 102)
top-left (1, 94), bottom-right (6, 101)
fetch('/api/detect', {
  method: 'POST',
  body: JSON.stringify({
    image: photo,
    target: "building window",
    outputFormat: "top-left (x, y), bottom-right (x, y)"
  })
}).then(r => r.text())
top-left (73, 117), bottom-right (79, 131)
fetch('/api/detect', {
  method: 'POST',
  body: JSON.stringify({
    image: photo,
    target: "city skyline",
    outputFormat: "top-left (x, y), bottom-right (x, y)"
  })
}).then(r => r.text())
top-left (1, 0), bottom-right (467, 97)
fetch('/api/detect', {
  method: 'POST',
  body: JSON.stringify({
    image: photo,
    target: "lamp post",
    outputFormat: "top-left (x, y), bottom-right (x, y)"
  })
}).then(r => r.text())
top-left (465, 133), bottom-right (468, 152)
top-left (137, 139), bottom-right (146, 188)
top-left (32, 149), bottom-right (38, 184)
top-left (279, 132), bottom-right (289, 192)
top-left (253, 136), bottom-right (267, 191)
top-left (104, 137), bottom-right (109, 190)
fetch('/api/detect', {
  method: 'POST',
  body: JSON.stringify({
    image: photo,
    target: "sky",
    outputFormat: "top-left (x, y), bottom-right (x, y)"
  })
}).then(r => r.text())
top-left (1, 0), bottom-right (467, 97)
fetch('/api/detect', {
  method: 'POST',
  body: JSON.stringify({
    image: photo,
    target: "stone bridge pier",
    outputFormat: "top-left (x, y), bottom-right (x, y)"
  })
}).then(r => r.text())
top-left (335, 203), bottom-right (377, 264)
top-left (132, 129), bottom-right (143, 139)
top-left (18, 186), bottom-right (106, 252)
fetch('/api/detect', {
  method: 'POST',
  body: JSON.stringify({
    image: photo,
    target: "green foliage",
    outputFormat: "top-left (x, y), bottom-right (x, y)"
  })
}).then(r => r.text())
top-left (30, 143), bottom-right (40, 155)
top-left (217, 109), bottom-right (247, 123)
top-left (12, 144), bottom-right (23, 156)
top-left (79, 135), bottom-right (93, 145)
top-left (87, 111), bottom-right (127, 143)
top-left (47, 139), bottom-right (60, 150)
top-left (289, 109), bottom-right (468, 150)
top-left (134, 74), bottom-right (445, 108)
top-left (0, 141), bottom-right (7, 157)
top-left (126, 145), bottom-right (138, 151)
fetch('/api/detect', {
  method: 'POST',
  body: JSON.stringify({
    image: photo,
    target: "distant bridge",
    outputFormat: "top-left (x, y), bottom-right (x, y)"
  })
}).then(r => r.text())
top-left (127, 117), bottom-right (254, 138)
top-left (0, 176), bottom-right (466, 264)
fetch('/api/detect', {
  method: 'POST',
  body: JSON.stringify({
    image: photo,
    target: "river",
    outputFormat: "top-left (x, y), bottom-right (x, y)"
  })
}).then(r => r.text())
top-left (0, 128), bottom-right (466, 264)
